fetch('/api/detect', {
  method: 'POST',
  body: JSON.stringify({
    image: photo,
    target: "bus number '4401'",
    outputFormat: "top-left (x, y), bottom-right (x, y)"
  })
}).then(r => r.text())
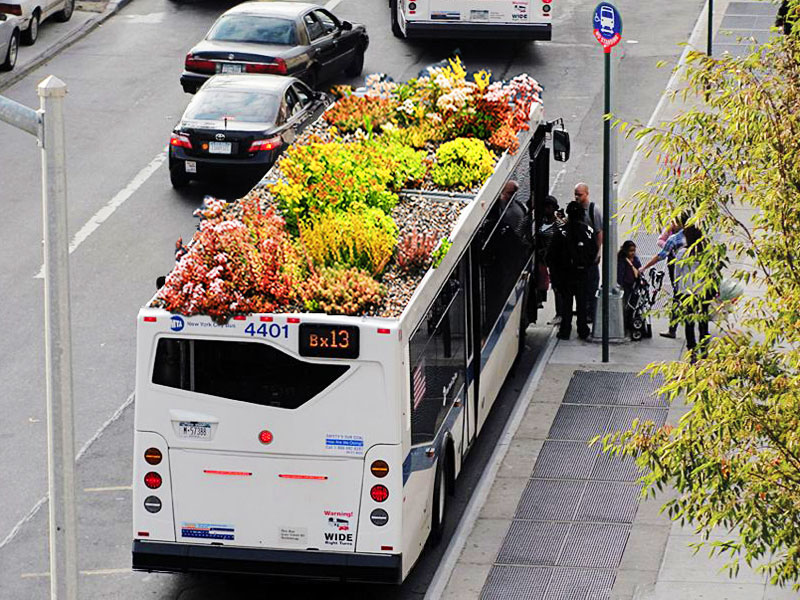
top-left (244, 323), bottom-right (289, 339)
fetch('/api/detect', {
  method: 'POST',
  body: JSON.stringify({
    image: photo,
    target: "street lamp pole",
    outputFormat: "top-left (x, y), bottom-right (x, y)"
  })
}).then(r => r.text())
top-left (708, 0), bottom-right (714, 55)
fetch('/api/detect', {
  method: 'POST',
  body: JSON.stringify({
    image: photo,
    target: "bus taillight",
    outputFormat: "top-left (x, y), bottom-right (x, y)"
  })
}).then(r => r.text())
top-left (144, 448), bottom-right (162, 465)
top-left (370, 460), bottom-right (389, 478)
top-left (370, 484), bottom-right (389, 502)
top-left (144, 472), bottom-right (162, 489)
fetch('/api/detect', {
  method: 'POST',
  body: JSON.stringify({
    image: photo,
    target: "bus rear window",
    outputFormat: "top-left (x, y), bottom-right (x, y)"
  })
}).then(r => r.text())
top-left (152, 338), bottom-right (349, 409)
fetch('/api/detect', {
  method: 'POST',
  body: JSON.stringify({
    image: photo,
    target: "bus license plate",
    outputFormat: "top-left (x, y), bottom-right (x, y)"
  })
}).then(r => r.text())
top-left (178, 422), bottom-right (211, 439)
top-left (209, 141), bottom-right (232, 154)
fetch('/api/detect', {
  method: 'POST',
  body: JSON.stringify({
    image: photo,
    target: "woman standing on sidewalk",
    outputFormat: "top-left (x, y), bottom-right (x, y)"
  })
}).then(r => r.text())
top-left (617, 240), bottom-right (641, 336)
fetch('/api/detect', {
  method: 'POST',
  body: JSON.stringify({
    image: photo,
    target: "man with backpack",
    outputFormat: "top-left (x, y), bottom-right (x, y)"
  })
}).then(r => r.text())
top-left (574, 183), bottom-right (603, 323)
top-left (549, 201), bottom-right (596, 340)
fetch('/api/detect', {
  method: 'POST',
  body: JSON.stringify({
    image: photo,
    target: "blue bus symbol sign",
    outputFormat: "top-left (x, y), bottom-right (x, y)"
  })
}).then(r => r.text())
top-left (593, 2), bottom-right (622, 52)
top-left (170, 316), bottom-right (185, 332)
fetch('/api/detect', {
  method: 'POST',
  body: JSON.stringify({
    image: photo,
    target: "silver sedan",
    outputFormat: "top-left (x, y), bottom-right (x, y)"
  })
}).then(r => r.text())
top-left (0, 12), bottom-right (20, 71)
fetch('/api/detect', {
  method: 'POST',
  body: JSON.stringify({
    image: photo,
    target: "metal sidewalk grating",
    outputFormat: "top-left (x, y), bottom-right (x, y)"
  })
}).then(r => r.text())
top-left (531, 440), bottom-right (599, 480)
top-left (605, 406), bottom-right (668, 434)
top-left (480, 566), bottom-right (551, 600)
top-left (558, 523), bottom-right (631, 569)
top-left (516, 479), bottom-right (585, 521)
top-left (545, 568), bottom-right (616, 600)
top-left (562, 371), bottom-right (668, 407)
top-left (548, 405), bottom-right (613, 441)
top-left (496, 520), bottom-right (569, 566)
top-left (574, 482), bottom-right (641, 524)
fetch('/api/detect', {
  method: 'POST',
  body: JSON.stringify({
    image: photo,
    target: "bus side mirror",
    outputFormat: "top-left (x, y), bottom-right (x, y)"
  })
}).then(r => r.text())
top-left (156, 276), bottom-right (166, 290)
top-left (552, 129), bottom-right (570, 162)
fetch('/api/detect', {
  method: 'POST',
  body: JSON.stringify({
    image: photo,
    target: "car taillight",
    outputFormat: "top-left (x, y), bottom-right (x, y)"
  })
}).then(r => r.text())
top-left (249, 137), bottom-right (282, 152)
top-left (0, 3), bottom-right (23, 14)
top-left (370, 484), bottom-right (389, 502)
top-left (144, 448), bottom-right (162, 465)
top-left (185, 53), bottom-right (216, 74)
top-left (144, 472), bottom-right (162, 489)
top-left (170, 133), bottom-right (192, 149)
top-left (244, 58), bottom-right (287, 75)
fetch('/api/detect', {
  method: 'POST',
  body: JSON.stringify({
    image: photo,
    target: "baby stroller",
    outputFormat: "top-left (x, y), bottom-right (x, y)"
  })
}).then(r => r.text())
top-left (627, 269), bottom-right (664, 341)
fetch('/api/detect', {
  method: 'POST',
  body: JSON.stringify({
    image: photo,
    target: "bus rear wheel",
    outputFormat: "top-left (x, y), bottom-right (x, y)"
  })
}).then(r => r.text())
top-left (430, 451), bottom-right (449, 544)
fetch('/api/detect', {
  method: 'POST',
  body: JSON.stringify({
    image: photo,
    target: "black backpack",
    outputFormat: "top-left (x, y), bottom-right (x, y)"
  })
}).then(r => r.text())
top-left (566, 222), bottom-right (596, 270)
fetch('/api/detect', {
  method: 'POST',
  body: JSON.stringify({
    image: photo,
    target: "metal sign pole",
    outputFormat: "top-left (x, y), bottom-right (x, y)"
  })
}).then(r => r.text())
top-left (602, 51), bottom-right (611, 362)
top-left (708, 0), bottom-right (714, 55)
top-left (39, 76), bottom-right (79, 600)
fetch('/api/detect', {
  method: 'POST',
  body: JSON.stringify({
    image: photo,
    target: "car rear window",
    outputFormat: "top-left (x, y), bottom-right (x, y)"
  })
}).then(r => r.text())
top-left (184, 90), bottom-right (280, 124)
top-left (208, 15), bottom-right (297, 45)
top-left (152, 338), bottom-right (350, 410)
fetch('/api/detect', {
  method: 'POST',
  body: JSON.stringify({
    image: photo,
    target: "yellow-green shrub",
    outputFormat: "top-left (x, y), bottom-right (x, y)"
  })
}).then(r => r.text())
top-left (430, 137), bottom-right (495, 190)
top-left (299, 206), bottom-right (398, 276)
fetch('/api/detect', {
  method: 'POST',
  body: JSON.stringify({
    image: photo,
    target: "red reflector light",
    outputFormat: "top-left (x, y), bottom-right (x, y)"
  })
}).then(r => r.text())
top-left (371, 484), bottom-right (389, 502)
top-left (377, 328), bottom-right (390, 334)
top-left (144, 448), bottom-right (162, 465)
top-left (279, 474), bottom-right (328, 480)
top-left (0, 3), bottom-right (23, 15)
top-left (184, 54), bottom-right (215, 74)
top-left (233, 315), bottom-right (246, 320)
top-left (203, 470), bottom-right (252, 476)
top-left (243, 58), bottom-right (287, 75)
top-left (259, 430), bottom-right (273, 444)
top-left (381, 545), bottom-right (394, 551)
top-left (248, 137), bottom-right (282, 152)
top-left (143, 316), bottom-right (157, 322)
top-left (170, 133), bottom-right (192, 149)
top-left (287, 317), bottom-right (300, 323)
top-left (543, 0), bottom-right (552, 2)
top-left (144, 472), bottom-right (162, 489)
top-left (137, 531), bottom-right (150, 537)
top-left (260, 316), bottom-right (274, 322)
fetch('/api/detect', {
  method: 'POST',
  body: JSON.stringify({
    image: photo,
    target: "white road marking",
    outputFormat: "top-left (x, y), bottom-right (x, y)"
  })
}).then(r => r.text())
top-left (21, 568), bottom-right (130, 578)
top-left (83, 485), bottom-right (132, 492)
top-left (34, 151), bottom-right (167, 279)
top-left (0, 392), bottom-right (135, 550)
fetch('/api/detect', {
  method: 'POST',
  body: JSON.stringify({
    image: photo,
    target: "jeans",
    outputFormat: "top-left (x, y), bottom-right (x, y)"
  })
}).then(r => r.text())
top-left (679, 292), bottom-right (711, 352)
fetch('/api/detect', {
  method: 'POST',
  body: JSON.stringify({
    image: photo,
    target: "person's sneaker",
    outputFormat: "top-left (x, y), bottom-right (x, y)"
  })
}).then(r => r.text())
top-left (548, 316), bottom-right (562, 325)
top-left (578, 333), bottom-right (591, 341)
top-left (659, 331), bottom-right (677, 339)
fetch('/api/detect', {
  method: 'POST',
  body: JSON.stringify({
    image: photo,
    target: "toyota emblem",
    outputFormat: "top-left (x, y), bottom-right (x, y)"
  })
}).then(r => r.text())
top-left (228, 54), bottom-right (235, 60)
top-left (215, 133), bottom-right (225, 141)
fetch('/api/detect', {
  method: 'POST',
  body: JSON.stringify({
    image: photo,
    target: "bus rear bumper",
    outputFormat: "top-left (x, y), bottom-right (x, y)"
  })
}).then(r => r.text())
top-left (132, 540), bottom-right (403, 583)
top-left (405, 21), bottom-right (551, 40)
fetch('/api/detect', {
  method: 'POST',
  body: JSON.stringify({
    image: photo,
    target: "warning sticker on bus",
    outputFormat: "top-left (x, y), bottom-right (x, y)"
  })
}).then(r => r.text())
top-left (325, 434), bottom-right (365, 456)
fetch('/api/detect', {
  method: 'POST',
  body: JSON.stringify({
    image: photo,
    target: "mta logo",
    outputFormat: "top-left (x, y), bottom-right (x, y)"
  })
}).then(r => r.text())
top-left (170, 316), bottom-right (185, 332)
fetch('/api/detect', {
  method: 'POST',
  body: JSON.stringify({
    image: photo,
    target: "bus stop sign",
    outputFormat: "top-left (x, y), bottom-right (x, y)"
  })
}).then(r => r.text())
top-left (593, 2), bottom-right (622, 52)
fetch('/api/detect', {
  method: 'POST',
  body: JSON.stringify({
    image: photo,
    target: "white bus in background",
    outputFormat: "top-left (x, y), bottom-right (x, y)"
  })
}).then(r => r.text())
top-left (389, 0), bottom-right (553, 40)
top-left (131, 103), bottom-right (568, 582)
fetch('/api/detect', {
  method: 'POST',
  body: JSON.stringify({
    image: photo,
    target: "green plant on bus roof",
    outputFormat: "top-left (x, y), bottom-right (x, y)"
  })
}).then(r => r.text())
top-left (430, 137), bottom-right (495, 191)
top-left (301, 266), bottom-right (386, 316)
top-left (431, 238), bottom-right (452, 269)
top-left (299, 205), bottom-right (398, 277)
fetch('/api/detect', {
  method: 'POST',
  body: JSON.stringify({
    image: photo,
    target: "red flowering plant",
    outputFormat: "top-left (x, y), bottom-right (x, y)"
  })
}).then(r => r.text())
top-left (323, 94), bottom-right (395, 134)
top-left (151, 198), bottom-right (297, 321)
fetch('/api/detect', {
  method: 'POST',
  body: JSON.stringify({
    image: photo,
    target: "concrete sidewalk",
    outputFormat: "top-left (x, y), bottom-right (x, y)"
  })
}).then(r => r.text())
top-left (434, 1), bottom-right (796, 598)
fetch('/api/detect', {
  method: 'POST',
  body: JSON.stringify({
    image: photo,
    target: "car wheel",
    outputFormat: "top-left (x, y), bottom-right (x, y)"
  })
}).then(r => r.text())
top-left (344, 46), bottom-right (365, 78)
top-left (169, 162), bottom-right (191, 189)
top-left (22, 11), bottom-right (39, 46)
top-left (390, 0), bottom-right (404, 38)
top-left (54, 0), bottom-right (75, 23)
top-left (0, 30), bottom-right (18, 71)
top-left (430, 449), bottom-right (449, 545)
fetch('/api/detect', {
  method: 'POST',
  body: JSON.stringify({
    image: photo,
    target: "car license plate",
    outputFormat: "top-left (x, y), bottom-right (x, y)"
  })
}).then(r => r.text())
top-left (185, 161), bottom-right (197, 173)
top-left (178, 422), bottom-right (211, 439)
top-left (220, 63), bottom-right (243, 74)
top-left (208, 141), bottom-right (232, 154)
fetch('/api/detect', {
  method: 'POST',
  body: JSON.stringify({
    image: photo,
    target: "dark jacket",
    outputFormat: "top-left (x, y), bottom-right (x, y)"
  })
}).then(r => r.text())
top-left (617, 255), bottom-right (641, 290)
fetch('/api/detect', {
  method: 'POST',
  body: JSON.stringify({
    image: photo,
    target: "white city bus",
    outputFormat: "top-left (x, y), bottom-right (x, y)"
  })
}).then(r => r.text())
top-left (132, 103), bottom-right (567, 582)
top-left (389, 0), bottom-right (553, 40)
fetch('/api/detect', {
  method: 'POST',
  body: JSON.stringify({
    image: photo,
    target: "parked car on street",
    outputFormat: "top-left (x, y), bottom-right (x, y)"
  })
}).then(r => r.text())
top-left (0, 0), bottom-right (74, 46)
top-left (169, 73), bottom-right (329, 188)
top-left (0, 12), bottom-right (20, 71)
top-left (180, 1), bottom-right (368, 94)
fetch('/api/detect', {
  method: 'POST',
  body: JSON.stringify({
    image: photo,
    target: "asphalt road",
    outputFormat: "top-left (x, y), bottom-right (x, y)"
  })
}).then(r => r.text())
top-left (0, 0), bottom-right (704, 596)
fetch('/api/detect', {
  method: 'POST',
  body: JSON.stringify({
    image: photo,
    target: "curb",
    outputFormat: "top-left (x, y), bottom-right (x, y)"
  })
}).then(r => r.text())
top-left (0, 0), bottom-right (134, 93)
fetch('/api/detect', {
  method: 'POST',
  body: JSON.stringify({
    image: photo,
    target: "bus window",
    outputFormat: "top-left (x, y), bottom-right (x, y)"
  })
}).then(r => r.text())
top-left (408, 269), bottom-right (467, 445)
top-left (152, 338), bottom-right (349, 409)
top-left (478, 187), bottom-right (533, 344)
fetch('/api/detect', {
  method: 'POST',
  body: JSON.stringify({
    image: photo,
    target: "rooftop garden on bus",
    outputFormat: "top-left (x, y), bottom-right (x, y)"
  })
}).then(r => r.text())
top-left (152, 59), bottom-right (542, 321)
